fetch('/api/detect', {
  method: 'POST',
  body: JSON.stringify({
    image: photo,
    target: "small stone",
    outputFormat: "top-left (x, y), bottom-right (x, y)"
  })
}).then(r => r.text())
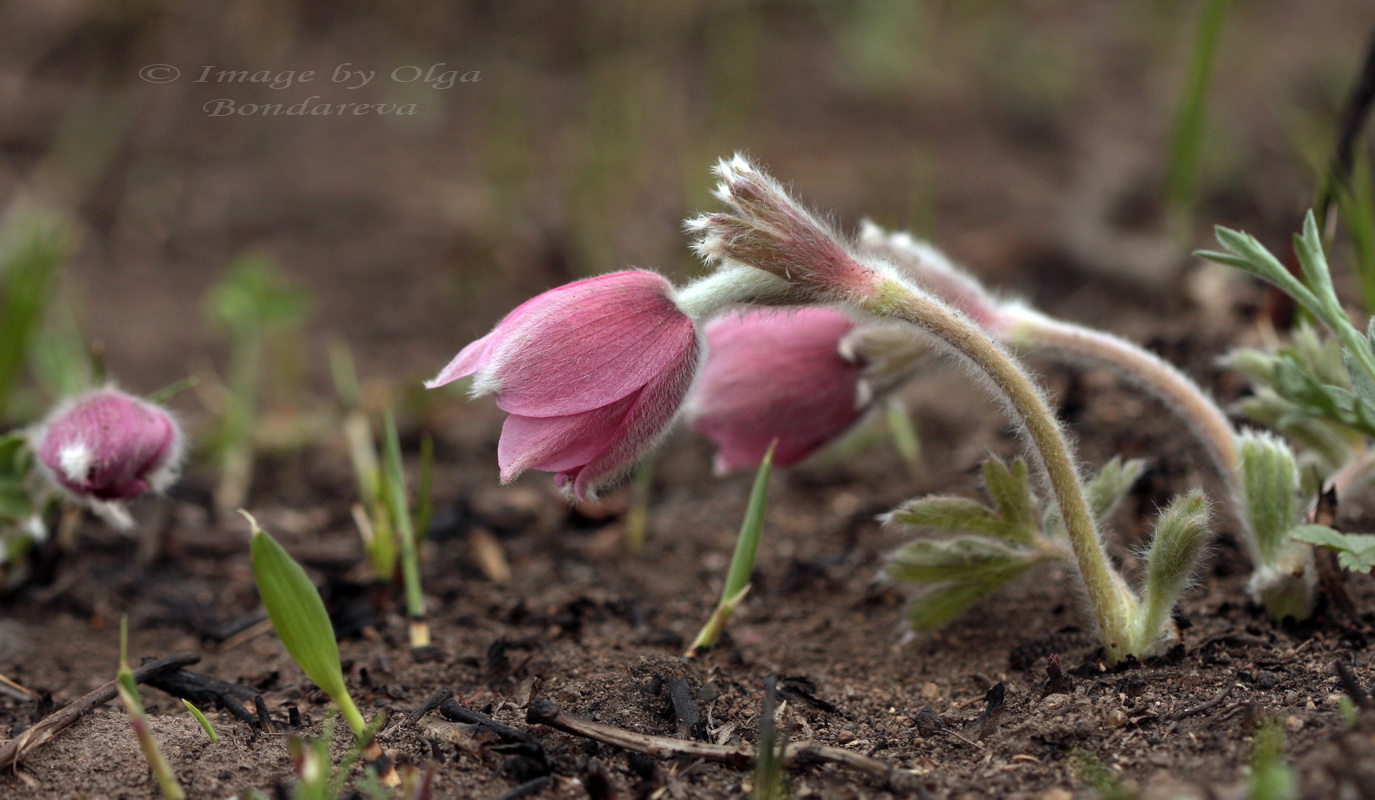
top-left (1107, 709), bottom-right (1128, 728)
top-left (836, 729), bottom-right (857, 744)
top-left (1285, 715), bottom-right (1304, 733)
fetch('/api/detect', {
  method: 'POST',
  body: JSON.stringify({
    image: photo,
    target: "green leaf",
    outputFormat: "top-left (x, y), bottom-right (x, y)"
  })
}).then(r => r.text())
top-left (905, 580), bottom-right (1011, 630)
top-left (1138, 490), bottom-right (1211, 646)
top-left (246, 511), bottom-right (366, 737)
top-left (1084, 457), bottom-right (1146, 522)
top-left (1290, 525), bottom-right (1375, 572)
top-left (887, 496), bottom-right (1012, 540)
top-left (982, 458), bottom-right (1037, 538)
top-left (1238, 432), bottom-right (1300, 563)
top-left (886, 537), bottom-right (1035, 584)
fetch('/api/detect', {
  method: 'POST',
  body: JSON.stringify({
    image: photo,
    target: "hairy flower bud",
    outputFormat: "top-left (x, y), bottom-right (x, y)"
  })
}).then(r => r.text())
top-left (427, 270), bottom-right (701, 500)
top-left (686, 155), bottom-right (884, 300)
top-left (34, 388), bottom-right (184, 502)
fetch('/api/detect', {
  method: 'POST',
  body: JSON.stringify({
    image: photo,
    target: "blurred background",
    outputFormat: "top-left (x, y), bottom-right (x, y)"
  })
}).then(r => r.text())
top-left (1, 0), bottom-right (1373, 403)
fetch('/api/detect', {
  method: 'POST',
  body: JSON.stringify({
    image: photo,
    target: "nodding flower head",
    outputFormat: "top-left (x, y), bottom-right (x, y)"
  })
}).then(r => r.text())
top-left (686, 307), bottom-right (922, 474)
top-left (686, 155), bottom-right (883, 300)
top-left (427, 270), bottom-right (701, 501)
top-left (34, 388), bottom-right (184, 503)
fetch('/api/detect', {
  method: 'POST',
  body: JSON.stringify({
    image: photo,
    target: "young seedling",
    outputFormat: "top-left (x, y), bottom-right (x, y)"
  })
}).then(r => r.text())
top-left (244, 511), bottom-right (399, 786)
top-left (1200, 211), bottom-right (1375, 616)
top-left (751, 675), bottom-right (790, 800)
top-left (287, 712), bottom-right (395, 800)
top-left (204, 253), bottom-right (309, 516)
top-left (181, 699), bottom-right (219, 744)
top-left (686, 442), bottom-right (775, 657)
top-left (116, 617), bottom-right (185, 800)
top-left (1248, 717), bottom-right (1297, 800)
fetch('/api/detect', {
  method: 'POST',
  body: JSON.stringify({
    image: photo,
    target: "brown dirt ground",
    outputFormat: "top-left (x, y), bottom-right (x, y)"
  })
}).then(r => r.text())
top-left (4, 2), bottom-right (1375, 799)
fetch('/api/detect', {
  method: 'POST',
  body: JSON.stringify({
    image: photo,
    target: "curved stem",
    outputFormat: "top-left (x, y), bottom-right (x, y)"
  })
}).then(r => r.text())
top-left (1005, 308), bottom-right (1241, 483)
top-left (865, 278), bottom-right (1138, 662)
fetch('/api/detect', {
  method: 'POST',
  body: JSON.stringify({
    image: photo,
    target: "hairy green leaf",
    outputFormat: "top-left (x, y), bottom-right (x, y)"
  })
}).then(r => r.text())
top-left (887, 537), bottom-right (1035, 585)
top-left (887, 496), bottom-right (1014, 540)
top-left (1085, 457), bottom-right (1146, 522)
top-left (1139, 490), bottom-right (1210, 646)
top-left (1238, 432), bottom-right (1300, 563)
top-left (905, 580), bottom-right (1013, 631)
top-left (981, 458), bottom-right (1038, 539)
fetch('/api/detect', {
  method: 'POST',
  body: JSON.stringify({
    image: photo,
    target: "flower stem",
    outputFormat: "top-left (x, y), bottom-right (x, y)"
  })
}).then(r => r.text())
top-left (1004, 309), bottom-right (1240, 480)
top-left (866, 279), bottom-right (1139, 662)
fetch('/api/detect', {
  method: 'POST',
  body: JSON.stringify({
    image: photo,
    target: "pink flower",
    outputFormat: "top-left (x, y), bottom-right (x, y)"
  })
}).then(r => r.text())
top-left (35, 388), bottom-right (184, 502)
top-left (685, 308), bottom-right (871, 474)
top-left (427, 270), bottom-right (701, 500)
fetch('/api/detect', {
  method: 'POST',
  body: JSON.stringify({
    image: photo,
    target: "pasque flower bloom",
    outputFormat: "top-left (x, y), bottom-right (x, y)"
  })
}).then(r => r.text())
top-left (686, 308), bottom-right (873, 473)
top-left (34, 388), bottom-right (184, 502)
top-left (427, 270), bottom-right (701, 500)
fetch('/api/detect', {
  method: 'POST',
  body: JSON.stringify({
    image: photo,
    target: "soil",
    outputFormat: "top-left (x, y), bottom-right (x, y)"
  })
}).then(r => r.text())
top-left (4, 3), bottom-right (1375, 799)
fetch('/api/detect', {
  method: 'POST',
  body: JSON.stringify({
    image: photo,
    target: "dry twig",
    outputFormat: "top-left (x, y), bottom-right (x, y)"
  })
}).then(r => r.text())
top-left (0, 653), bottom-right (198, 770)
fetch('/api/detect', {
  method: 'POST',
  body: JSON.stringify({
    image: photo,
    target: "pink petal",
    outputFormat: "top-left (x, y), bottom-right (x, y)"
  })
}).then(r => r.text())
top-left (486, 271), bottom-right (696, 417)
top-left (425, 333), bottom-right (497, 388)
top-left (688, 308), bottom-right (865, 472)
top-left (568, 335), bottom-right (701, 500)
top-left (425, 285), bottom-right (565, 388)
top-left (496, 394), bottom-right (636, 482)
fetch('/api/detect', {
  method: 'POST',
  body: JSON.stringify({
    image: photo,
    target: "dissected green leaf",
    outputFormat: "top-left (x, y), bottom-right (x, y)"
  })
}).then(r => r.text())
top-left (887, 496), bottom-right (1012, 540)
top-left (905, 581), bottom-right (1010, 630)
top-left (1235, 391), bottom-right (1358, 471)
top-left (887, 457), bottom-right (1042, 545)
top-left (981, 458), bottom-right (1037, 539)
top-left (1290, 525), bottom-right (1375, 572)
top-left (1238, 432), bottom-right (1300, 563)
top-left (886, 537), bottom-right (1036, 584)
top-left (1084, 457), bottom-right (1146, 522)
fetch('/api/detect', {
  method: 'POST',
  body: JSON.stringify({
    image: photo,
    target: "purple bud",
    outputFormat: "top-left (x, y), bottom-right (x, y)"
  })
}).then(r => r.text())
top-left (428, 270), bottom-right (701, 500)
top-left (686, 308), bottom-right (871, 474)
top-left (35, 388), bottom-right (184, 501)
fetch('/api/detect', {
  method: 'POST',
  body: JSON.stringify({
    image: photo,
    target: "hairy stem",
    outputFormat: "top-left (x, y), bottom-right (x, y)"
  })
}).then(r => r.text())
top-left (866, 278), bottom-right (1138, 662)
top-left (1005, 309), bottom-right (1240, 483)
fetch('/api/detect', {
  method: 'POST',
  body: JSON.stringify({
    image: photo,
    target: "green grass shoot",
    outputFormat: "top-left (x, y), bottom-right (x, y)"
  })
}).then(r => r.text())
top-left (624, 459), bottom-right (656, 552)
top-left (181, 699), bottom-right (219, 744)
top-left (381, 409), bottom-right (429, 648)
top-left (1164, 0), bottom-right (1229, 225)
top-left (117, 617), bottom-right (185, 800)
top-left (329, 341), bottom-right (397, 584)
top-left (751, 675), bottom-right (790, 800)
top-left (885, 397), bottom-right (922, 478)
top-left (205, 253), bottom-right (308, 515)
top-left (244, 511), bottom-right (368, 740)
top-left (1249, 717), bottom-right (1297, 800)
top-left (686, 441), bottom-right (775, 657)
top-left (0, 211), bottom-right (72, 425)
